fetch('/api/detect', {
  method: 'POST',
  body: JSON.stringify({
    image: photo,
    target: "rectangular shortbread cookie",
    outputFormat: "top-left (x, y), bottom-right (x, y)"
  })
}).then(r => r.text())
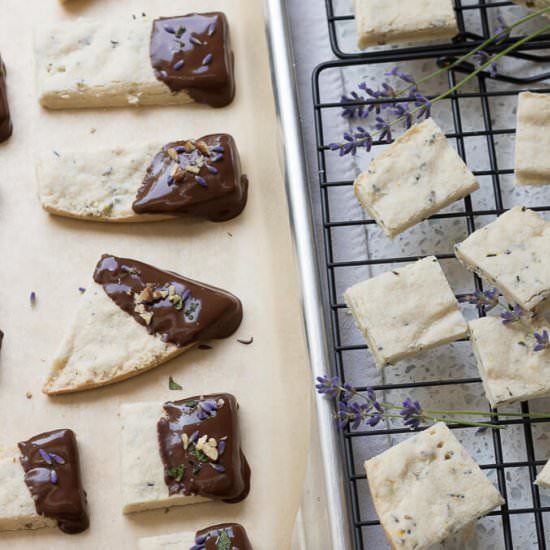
top-left (354, 0), bottom-right (458, 50)
top-left (344, 256), bottom-right (468, 368)
top-left (515, 92), bottom-right (550, 185)
top-left (455, 207), bottom-right (550, 311)
top-left (34, 17), bottom-right (193, 109)
top-left (36, 145), bottom-right (171, 222)
top-left (365, 422), bottom-right (504, 549)
top-left (0, 445), bottom-right (56, 532)
top-left (354, 118), bottom-right (479, 238)
top-left (138, 532), bottom-right (195, 550)
top-left (536, 459), bottom-right (550, 489)
top-left (469, 316), bottom-right (550, 407)
top-left (120, 402), bottom-right (206, 514)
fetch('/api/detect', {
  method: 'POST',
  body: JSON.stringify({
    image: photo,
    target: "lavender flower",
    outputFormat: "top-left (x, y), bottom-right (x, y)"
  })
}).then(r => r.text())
top-left (29, 291), bottom-right (37, 305)
top-left (38, 448), bottom-right (53, 464)
top-left (473, 50), bottom-right (498, 78)
top-left (534, 330), bottom-right (549, 352)
top-left (495, 15), bottom-right (511, 43)
top-left (459, 288), bottom-right (500, 311)
top-left (412, 93), bottom-right (432, 120)
top-left (375, 116), bottom-right (393, 143)
top-left (400, 398), bottom-right (425, 430)
top-left (50, 470), bottom-right (58, 484)
top-left (339, 91), bottom-right (368, 119)
top-left (500, 304), bottom-right (525, 325)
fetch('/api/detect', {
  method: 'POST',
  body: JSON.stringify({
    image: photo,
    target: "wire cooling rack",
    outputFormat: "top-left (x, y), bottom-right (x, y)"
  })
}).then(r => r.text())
top-left (312, 3), bottom-right (550, 549)
top-left (326, 0), bottom-right (550, 59)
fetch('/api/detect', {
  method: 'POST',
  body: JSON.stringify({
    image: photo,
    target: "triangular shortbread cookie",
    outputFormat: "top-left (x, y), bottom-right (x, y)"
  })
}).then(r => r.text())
top-left (44, 255), bottom-right (242, 394)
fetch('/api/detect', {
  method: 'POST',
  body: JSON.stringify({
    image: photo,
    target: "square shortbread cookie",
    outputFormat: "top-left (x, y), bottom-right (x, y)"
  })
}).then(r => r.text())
top-left (365, 422), bottom-right (504, 549)
top-left (354, 0), bottom-right (458, 50)
top-left (469, 316), bottom-right (550, 407)
top-left (455, 207), bottom-right (550, 311)
top-left (536, 459), bottom-right (550, 489)
top-left (344, 256), bottom-right (468, 368)
top-left (354, 118), bottom-right (479, 238)
top-left (515, 92), bottom-right (550, 185)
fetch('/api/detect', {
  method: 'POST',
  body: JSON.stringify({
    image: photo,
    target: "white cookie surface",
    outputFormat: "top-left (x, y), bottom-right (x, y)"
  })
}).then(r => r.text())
top-left (0, 445), bottom-right (56, 532)
top-left (44, 282), bottom-right (185, 395)
top-left (536, 459), bottom-right (550, 489)
top-left (36, 145), bottom-right (172, 222)
top-left (469, 316), bottom-right (550, 407)
top-left (344, 256), bottom-right (467, 368)
top-left (354, 118), bottom-right (479, 238)
top-left (121, 402), bottom-right (206, 514)
top-left (138, 531), bottom-right (195, 549)
top-left (365, 422), bottom-right (504, 550)
top-left (34, 17), bottom-right (193, 109)
top-left (455, 207), bottom-right (550, 311)
top-left (515, 91), bottom-right (550, 185)
top-left (354, 0), bottom-right (457, 49)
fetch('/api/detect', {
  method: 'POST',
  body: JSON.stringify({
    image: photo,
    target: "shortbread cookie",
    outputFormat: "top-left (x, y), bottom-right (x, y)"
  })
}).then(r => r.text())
top-left (122, 394), bottom-right (249, 513)
top-left (469, 316), bottom-right (550, 407)
top-left (455, 207), bottom-right (550, 311)
top-left (0, 429), bottom-right (88, 534)
top-left (354, 0), bottom-right (458, 50)
top-left (354, 118), bottom-right (479, 238)
top-left (515, 92), bottom-right (550, 185)
top-left (35, 13), bottom-right (234, 109)
top-left (536, 459), bottom-right (550, 489)
top-left (37, 135), bottom-right (248, 223)
top-left (0, 55), bottom-right (12, 142)
top-left (365, 422), bottom-right (504, 550)
top-left (344, 256), bottom-right (467, 368)
top-left (138, 523), bottom-right (252, 550)
top-left (44, 255), bottom-right (242, 394)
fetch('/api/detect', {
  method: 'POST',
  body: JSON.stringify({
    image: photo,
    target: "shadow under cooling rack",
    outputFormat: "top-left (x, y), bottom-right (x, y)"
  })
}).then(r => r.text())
top-left (311, 29), bottom-right (550, 550)
top-left (326, 0), bottom-right (550, 60)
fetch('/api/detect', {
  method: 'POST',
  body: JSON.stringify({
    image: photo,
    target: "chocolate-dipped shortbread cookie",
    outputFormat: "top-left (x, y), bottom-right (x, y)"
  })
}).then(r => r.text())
top-left (37, 135), bottom-right (248, 223)
top-left (0, 55), bottom-right (13, 142)
top-left (44, 255), bottom-right (242, 394)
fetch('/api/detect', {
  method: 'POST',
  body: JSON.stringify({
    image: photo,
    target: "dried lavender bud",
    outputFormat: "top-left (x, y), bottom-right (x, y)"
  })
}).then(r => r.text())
top-left (500, 304), bottom-right (525, 325)
top-left (534, 330), bottom-right (549, 352)
top-left (400, 397), bottom-right (425, 430)
top-left (459, 288), bottom-right (500, 311)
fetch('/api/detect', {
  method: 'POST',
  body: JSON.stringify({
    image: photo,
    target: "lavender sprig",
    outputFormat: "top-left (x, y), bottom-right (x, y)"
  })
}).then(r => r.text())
top-left (472, 50), bottom-right (498, 78)
top-left (316, 375), bottom-right (550, 432)
top-left (459, 288), bottom-right (500, 311)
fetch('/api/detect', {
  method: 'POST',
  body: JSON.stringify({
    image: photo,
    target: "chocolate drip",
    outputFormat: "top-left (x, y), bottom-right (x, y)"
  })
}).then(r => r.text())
top-left (150, 13), bottom-right (235, 107)
top-left (195, 522), bottom-right (253, 550)
top-left (0, 56), bottom-right (13, 143)
top-left (157, 394), bottom-right (250, 502)
top-left (18, 429), bottom-right (89, 534)
top-left (133, 134), bottom-right (248, 222)
top-left (93, 255), bottom-right (242, 348)
top-left (0, 330), bottom-right (3, 350)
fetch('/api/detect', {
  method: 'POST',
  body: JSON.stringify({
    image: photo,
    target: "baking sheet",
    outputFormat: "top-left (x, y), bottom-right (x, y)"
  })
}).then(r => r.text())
top-left (315, 0), bottom-right (550, 548)
top-left (0, 1), bottom-right (311, 548)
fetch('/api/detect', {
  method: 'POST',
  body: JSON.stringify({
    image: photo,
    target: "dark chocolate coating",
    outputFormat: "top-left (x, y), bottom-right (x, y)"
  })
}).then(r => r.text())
top-left (132, 134), bottom-right (248, 222)
top-left (157, 394), bottom-right (250, 502)
top-left (93, 255), bottom-right (242, 348)
top-left (18, 429), bottom-right (89, 534)
top-left (150, 13), bottom-right (235, 107)
top-left (195, 522), bottom-right (253, 550)
top-left (0, 56), bottom-right (13, 142)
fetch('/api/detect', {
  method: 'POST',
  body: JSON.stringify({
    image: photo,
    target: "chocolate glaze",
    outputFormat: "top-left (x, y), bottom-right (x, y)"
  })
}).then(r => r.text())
top-left (195, 522), bottom-right (253, 550)
top-left (18, 429), bottom-right (89, 534)
top-left (133, 134), bottom-right (248, 222)
top-left (93, 255), bottom-right (242, 348)
top-left (150, 13), bottom-right (235, 107)
top-left (0, 56), bottom-right (13, 142)
top-left (0, 330), bottom-right (3, 350)
top-left (157, 393), bottom-right (250, 502)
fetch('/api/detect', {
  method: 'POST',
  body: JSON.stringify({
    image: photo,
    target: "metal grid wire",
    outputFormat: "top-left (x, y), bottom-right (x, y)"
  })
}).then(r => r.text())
top-left (326, 0), bottom-right (550, 59)
top-left (312, 10), bottom-right (550, 550)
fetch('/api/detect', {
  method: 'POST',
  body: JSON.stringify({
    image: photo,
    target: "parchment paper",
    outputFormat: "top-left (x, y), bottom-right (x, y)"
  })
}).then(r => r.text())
top-left (0, 1), bottom-right (311, 548)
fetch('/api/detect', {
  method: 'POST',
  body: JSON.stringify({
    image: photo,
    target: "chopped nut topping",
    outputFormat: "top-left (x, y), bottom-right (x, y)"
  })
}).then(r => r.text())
top-left (184, 164), bottom-right (200, 175)
top-left (196, 140), bottom-right (210, 155)
top-left (183, 140), bottom-right (196, 153)
top-left (167, 148), bottom-right (179, 161)
top-left (181, 433), bottom-right (189, 450)
top-left (196, 434), bottom-right (219, 461)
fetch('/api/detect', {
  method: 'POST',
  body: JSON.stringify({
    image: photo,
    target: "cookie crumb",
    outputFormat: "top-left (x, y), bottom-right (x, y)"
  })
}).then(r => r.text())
top-left (26, 391), bottom-right (32, 399)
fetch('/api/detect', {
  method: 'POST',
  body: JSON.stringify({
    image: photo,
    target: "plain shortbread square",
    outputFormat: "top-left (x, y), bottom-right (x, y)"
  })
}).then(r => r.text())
top-left (354, 0), bottom-right (458, 50)
top-left (455, 207), bottom-right (550, 311)
top-left (354, 118), bottom-right (479, 238)
top-left (469, 316), bottom-right (550, 407)
top-left (365, 422), bottom-right (504, 549)
top-left (515, 91), bottom-right (550, 185)
top-left (344, 256), bottom-right (468, 368)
